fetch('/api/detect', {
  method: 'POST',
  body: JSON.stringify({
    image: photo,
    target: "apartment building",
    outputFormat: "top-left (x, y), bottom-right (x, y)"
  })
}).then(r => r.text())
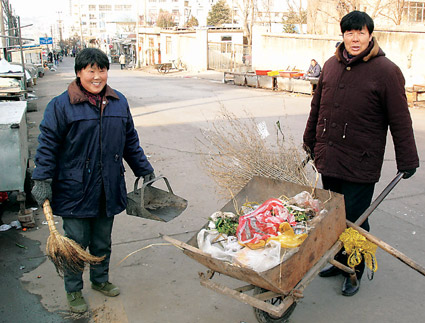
top-left (65, 0), bottom-right (138, 44)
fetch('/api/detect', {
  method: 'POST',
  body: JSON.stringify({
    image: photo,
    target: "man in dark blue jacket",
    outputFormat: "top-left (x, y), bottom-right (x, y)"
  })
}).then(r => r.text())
top-left (31, 48), bottom-right (155, 313)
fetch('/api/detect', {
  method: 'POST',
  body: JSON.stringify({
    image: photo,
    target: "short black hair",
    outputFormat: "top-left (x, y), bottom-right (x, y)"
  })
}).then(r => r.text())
top-left (340, 11), bottom-right (374, 34)
top-left (74, 48), bottom-right (109, 75)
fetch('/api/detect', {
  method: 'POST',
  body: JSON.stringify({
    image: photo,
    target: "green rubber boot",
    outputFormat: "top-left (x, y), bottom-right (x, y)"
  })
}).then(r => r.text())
top-left (91, 281), bottom-right (120, 297)
top-left (66, 291), bottom-right (88, 313)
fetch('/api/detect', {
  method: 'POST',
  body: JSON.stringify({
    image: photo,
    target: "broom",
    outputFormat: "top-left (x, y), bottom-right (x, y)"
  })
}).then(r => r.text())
top-left (43, 199), bottom-right (105, 276)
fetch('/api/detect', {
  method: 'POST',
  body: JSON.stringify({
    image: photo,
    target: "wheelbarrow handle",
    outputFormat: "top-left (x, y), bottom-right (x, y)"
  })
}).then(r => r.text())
top-left (355, 172), bottom-right (404, 226)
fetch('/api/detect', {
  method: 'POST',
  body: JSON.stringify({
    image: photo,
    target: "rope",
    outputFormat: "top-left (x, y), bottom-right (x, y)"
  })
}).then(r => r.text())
top-left (339, 227), bottom-right (378, 273)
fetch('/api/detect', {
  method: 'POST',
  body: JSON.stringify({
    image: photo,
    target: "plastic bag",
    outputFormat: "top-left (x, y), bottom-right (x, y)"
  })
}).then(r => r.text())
top-left (234, 240), bottom-right (282, 272)
top-left (236, 198), bottom-right (296, 247)
top-left (197, 229), bottom-right (243, 262)
top-left (267, 222), bottom-right (308, 248)
top-left (289, 191), bottom-right (322, 214)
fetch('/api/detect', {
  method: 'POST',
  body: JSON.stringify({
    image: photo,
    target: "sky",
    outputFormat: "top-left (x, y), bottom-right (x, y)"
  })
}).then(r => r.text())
top-left (11, 0), bottom-right (61, 22)
top-left (9, 0), bottom-right (63, 40)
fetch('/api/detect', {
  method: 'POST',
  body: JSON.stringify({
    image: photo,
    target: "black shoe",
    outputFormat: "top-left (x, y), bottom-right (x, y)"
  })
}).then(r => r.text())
top-left (342, 276), bottom-right (360, 296)
top-left (319, 264), bottom-right (342, 277)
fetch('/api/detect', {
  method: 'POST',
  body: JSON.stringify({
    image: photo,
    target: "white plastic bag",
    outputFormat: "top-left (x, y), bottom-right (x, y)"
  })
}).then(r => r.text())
top-left (234, 240), bottom-right (282, 272)
top-left (197, 229), bottom-right (243, 262)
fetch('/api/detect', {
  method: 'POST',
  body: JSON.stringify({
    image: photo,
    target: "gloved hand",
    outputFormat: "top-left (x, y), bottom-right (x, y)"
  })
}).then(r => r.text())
top-left (399, 169), bottom-right (416, 179)
top-left (31, 179), bottom-right (52, 206)
top-left (302, 143), bottom-right (315, 161)
top-left (143, 172), bottom-right (156, 185)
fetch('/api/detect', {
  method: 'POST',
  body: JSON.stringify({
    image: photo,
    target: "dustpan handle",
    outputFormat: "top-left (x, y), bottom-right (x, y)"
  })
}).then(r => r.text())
top-left (133, 176), bottom-right (175, 209)
top-left (133, 175), bottom-right (173, 193)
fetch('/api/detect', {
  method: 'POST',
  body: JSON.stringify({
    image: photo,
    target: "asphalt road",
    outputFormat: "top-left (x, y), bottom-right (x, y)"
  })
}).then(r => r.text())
top-left (1, 56), bottom-right (424, 323)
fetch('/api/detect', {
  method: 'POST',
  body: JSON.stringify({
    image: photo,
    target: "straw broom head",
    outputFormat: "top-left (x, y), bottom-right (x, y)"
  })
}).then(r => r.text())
top-left (43, 200), bottom-right (105, 277)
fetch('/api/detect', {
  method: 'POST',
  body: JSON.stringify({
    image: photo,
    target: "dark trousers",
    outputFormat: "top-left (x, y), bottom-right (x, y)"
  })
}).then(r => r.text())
top-left (322, 175), bottom-right (375, 279)
top-left (62, 191), bottom-right (114, 293)
top-left (120, 64), bottom-right (125, 69)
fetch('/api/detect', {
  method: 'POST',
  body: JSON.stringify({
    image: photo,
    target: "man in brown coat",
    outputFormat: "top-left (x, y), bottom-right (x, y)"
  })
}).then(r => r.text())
top-left (303, 11), bottom-right (419, 296)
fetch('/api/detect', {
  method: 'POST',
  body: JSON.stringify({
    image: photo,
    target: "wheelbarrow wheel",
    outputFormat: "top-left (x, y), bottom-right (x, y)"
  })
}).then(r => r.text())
top-left (252, 287), bottom-right (297, 323)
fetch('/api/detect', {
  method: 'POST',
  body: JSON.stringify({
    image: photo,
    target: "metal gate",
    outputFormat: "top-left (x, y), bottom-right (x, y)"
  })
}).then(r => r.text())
top-left (208, 42), bottom-right (251, 71)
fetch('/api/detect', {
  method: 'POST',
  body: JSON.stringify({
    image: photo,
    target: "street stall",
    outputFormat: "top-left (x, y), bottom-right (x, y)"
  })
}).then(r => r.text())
top-left (0, 101), bottom-right (34, 227)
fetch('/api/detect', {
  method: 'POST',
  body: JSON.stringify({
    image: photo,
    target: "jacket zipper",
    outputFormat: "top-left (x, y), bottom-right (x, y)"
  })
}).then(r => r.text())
top-left (321, 118), bottom-right (327, 137)
top-left (98, 99), bottom-right (103, 172)
top-left (342, 123), bottom-right (348, 139)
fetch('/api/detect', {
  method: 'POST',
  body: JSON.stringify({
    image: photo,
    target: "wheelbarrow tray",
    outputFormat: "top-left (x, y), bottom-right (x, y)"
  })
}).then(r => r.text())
top-left (183, 176), bottom-right (346, 295)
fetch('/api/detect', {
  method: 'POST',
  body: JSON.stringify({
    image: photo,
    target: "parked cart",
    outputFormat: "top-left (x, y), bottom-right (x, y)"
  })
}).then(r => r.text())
top-left (164, 175), bottom-right (424, 322)
top-left (0, 101), bottom-right (34, 226)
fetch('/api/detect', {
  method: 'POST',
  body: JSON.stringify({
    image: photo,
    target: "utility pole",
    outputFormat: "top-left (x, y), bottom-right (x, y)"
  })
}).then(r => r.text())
top-left (136, 0), bottom-right (140, 68)
top-left (0, 0), bottom-right (6, 59)
top-left (17, 16), bottom-right (26, 92)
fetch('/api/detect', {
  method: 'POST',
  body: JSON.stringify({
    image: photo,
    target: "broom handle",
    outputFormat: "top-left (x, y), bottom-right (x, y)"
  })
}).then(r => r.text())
top-left (43, 200), bottom-right (58, 233)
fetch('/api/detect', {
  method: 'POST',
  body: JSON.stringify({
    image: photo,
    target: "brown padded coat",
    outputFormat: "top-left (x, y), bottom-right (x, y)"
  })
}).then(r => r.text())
top-left (303, 38), bottom-right (419, 183)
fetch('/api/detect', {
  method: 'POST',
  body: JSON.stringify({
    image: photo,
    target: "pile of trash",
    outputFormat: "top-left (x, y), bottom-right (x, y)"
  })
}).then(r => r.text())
top-left (197, 191), bottom-right (326, 272)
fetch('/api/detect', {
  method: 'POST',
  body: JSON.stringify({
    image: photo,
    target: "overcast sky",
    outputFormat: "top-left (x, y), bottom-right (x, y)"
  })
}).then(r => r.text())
top-left (11, 0), bottom-right (61, 21)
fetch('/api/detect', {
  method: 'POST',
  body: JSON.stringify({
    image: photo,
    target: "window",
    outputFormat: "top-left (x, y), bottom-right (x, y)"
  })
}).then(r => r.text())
top-left (89, 14), bottom-right (96, 19)
top-left (221, 42), bottom-right (231, 53)
top-left (115, 4), bottom-right (132, 10)
top-left (90, 22), bottom-right (97, 28)
top-left (99, 5), bottom-right (112, 11)
top-left (89, 5), bottom-right (96, 11)
top-left (404, 2), bottom-right (425, 22)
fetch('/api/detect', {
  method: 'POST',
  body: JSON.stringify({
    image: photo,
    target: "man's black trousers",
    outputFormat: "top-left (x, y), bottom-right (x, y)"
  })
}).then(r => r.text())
top-left (322, 175), bottom-right (375, 279)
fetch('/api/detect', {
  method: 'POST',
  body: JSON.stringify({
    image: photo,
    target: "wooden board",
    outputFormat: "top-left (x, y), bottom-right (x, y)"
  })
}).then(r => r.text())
top-left (184, 177), bottom-right (346, 294)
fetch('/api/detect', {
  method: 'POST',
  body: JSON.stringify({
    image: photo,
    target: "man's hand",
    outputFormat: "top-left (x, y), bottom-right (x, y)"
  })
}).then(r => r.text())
top-left (31, 179), bottom-right (52, 206)
top-left (399, 169), bottom-right (416, 179)
top-left (143, 172), bottom-right (156, 185)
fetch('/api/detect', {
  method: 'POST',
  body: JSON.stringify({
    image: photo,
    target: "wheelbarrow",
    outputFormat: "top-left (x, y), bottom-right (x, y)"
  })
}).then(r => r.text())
top-left (163, 174), bottom-right (425, 322)
top-left (126, 175), bottom-right (187, 222)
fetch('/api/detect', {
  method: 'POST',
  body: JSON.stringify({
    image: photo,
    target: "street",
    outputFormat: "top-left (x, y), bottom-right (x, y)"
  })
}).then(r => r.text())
top-left (1, 56), bottom-right (425, 323)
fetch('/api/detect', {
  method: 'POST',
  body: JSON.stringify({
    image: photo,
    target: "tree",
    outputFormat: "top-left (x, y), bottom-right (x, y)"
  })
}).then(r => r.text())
top-left (186, 15), bottom-right (199, 28)
top-left (378, 0), bottom-right (407, 25)
top-left (157, 10), bottom-right (175, 28)
top-left (237, 0), bottom-right (255, 46)
top-left (284, 0), bottom-right (307, 33)
top-left (207, 0), bottom-right (232, 26)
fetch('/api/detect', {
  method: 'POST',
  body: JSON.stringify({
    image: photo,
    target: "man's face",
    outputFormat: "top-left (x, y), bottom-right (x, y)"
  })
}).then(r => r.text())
top-left (77, 64), bottom-right (108, 94)
top-left (343, 26), bottom-right (372, 56)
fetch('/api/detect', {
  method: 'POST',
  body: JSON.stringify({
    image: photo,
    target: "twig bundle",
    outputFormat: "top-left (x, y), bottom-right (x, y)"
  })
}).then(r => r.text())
top-left (199, 109), bottom-right (317, 199)
top-left (43, 200), bottom-right (105, 276)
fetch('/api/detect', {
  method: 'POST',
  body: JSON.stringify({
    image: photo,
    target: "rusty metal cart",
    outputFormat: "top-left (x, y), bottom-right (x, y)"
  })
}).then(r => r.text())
top-left (164, 174), bottom-right (425, 322)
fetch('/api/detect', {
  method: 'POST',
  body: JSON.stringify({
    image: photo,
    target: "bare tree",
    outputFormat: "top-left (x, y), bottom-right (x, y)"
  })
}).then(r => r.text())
top-left (377, 0), bottom-right (407, 25)
top-left (237, 0), bottom-right (256, 46)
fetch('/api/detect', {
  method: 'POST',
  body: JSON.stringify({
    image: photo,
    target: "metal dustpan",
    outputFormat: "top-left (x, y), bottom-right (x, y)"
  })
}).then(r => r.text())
top-left (126, 175), bottom-right (187, 222)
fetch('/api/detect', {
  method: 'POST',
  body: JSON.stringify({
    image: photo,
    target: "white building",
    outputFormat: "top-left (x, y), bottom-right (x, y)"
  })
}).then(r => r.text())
top-left (65, 0), bottom-right (137, 45)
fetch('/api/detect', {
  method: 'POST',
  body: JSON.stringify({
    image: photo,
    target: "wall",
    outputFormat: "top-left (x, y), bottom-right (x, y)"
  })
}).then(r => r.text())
top-left (252, 27), bottom-right (340, 72)
top-left (252, 27), bottom-right (425, 86)
top-left (374, 31), bottom-right (425, 86)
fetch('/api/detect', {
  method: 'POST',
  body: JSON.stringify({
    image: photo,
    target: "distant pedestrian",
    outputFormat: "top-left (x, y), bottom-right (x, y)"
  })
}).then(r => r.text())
top-left (119, 54), bottom-right (126, 69)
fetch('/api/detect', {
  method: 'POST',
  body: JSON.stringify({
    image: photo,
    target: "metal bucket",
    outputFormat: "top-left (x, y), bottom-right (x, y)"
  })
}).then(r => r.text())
top-left (126, 175), bottom-right (188, 222)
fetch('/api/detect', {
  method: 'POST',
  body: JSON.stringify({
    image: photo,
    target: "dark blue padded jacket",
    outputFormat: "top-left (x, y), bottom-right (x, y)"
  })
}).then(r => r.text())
top-left (32, 80), bottom-right (153, 217)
